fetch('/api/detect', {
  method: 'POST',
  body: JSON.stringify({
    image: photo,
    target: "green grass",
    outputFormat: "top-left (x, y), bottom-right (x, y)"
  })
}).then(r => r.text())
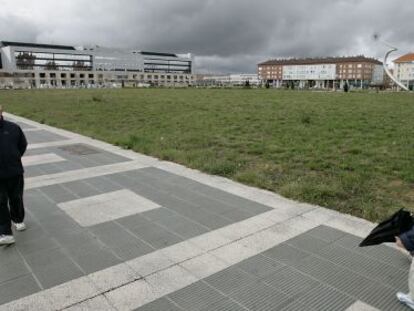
top-left (1, 88), bottom-right (413, 222)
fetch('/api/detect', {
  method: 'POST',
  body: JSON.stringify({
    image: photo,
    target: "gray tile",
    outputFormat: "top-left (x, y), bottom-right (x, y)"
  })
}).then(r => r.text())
top-left (229, 280), bottom-right (292, 311)
top-left (306, 225), bottom-right (347, 243)
top-left (90, 222), bottom-right (154, 260)
top-left (117, 213), bottom-right (153, 230)
top-left (279, 300), bottom-right (316, 311)
top-left (39, 184), bottom-right (78, 204)
top-left (16, 236), bottom-right (60, 256)
top-left (286, 233), bottom-right (331, 254)
top-left (135, 297), bottom-right (184, 311)
top-left (262, 266), bottom-right (319, 297)
top-left (68, 245), bottom-right (121, 274)
top-left (0, 246), bottom-right (21, 265)
top-left (294, 283), bottom-right (354, 311)
top-left (358, 282), bottom-right (408, 311)
top-left (220, 208), bottom-right (255, 222)
top-left (149, 213), bottom-right (209, 239)
top-left (236, 254), bottom-right (285, 278)
top-left (168, 281), bottom-right (226, 310)
top-left (204, 267), bottom-right (257, 295)
top-left (316, 243), bottom-right (407, 289)
top-left (23, 248), bottom-right (72, 270)
top-left (262, 243), bottom-right (312, 266)
top-left (0, 275), bottom-right (41, 305)
top-left (83, 176), bottom-right (123, 193)
top-left (199, 298), bottom-right (247, 311)
top-left (0, 259), bottom-right (30, 284)
top-left (141, 207), bottom-right (178, 222)
top-left (61, 180), bottom-right (103, 198)
top-left (37, 215), bottom-right (80, 235)
top-left (292, 255), bottom-right (374, 299)
top-left (128, 222), bottom-right (183, 249)
top-left (31, 260), bottom-right (84, 289)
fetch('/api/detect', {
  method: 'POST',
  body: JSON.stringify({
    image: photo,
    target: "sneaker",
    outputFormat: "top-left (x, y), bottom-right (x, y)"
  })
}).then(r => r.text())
top-left (397, 292), bottom-right (414, 310)
top-left (0, 235), bottom-right (15, 245)
top-left (14, 222), bottom-right (26, 231)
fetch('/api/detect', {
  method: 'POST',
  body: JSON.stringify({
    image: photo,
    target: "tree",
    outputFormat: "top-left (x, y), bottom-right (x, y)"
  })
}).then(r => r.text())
top-left (45, 61), bottom-right (58, 70)
top-left (15, 52), bottom-right (36, 70)
top-left (265, 81), bottom-right (270, 89)
top-left (73, 61), bottom-right (88, 71)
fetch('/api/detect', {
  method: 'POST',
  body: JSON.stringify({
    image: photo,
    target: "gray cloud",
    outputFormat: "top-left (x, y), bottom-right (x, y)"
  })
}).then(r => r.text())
top-left (0, 0), bottom-right (413, 73)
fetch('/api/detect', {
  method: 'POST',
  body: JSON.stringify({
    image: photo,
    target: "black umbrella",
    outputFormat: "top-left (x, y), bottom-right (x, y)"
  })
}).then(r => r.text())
top-left (359, 209), bottom-right (414, 247)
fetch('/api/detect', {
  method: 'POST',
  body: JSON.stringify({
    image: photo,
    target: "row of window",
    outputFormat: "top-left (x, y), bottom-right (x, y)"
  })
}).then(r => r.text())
top-left (27, 72), bottom-right (193, 81)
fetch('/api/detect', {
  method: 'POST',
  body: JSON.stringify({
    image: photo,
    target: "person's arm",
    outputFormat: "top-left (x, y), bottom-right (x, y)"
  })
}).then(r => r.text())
top-left (18, 127), bottom-right (27, 156)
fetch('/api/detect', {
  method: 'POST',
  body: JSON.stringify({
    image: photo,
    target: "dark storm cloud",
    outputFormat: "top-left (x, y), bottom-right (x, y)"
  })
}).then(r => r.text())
top-left (1, 0), bottom-right (413, 73)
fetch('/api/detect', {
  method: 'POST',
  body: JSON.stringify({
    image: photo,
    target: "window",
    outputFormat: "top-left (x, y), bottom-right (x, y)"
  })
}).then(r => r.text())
top-left (61, 73), bottom-right (67, 78)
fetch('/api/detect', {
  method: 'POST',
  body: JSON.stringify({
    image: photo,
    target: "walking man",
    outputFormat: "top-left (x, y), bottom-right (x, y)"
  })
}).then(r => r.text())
top-left (0, 105), bottom-right (28, 245)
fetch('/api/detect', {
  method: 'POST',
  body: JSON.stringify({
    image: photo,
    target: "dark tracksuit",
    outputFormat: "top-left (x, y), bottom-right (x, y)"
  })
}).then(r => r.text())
top-left (400, 226), bottom-right (414, 299)
top-left (0, 116), bottom-right (27, 235)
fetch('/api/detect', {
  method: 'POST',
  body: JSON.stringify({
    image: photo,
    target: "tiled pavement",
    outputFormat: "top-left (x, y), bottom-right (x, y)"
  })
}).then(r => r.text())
top-left (0, 113), bottom-right (412, 311)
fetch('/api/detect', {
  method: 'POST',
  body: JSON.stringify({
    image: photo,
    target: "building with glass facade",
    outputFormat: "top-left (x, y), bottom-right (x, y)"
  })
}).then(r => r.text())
top-left (0, 41), bottom-right (194, 89)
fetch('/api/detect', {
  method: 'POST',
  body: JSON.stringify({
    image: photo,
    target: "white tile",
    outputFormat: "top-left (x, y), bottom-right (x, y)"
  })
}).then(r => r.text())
top-left (144, 265), bottom-right (198, 295)
top-left (58, 189), bottom-right (161, 227)
top-left (22, 153), bottom-right (66, 167)
top-left (346, 301), bottom-right (380, 311)
top-left (180, 253), bottom-right (228, 279)
top-left (208, 241), bottom-right (258, 265)
top-left (104, 279), bottom-right (158, 311)
top-left (26, 160), bottom-right (148, 189)
top-left (88, 263), bottom-right (140, 292)
top-left (127, 251), bottom-right (175, 277)
top-left (160, 241), bottom-right (204, 263)
top-left (64, 295), bottom-right (115, 311)
top-left (46, 277), bottom-right (99, 311)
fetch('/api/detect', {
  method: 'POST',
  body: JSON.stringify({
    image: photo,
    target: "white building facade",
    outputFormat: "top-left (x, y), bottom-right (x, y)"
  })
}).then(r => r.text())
top-left (202, 74), bottom-right (260, 86)
top-left (0, 41), bottom-right (195, 89)
top-left (394, 53), bottom-right (414, 90)
top-left (258, 56), bottom-right (384, 89)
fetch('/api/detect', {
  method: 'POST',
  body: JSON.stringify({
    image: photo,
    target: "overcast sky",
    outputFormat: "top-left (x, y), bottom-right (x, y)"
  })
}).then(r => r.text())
top-left (0, 0), bottom-right (413, 73)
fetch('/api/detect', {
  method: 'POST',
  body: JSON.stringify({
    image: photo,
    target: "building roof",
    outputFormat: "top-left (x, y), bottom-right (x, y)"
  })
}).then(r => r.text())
top-left (258, 56), bottom-right (382, 66)
top-left (140, 51), bottom-right (177, 57)
top-left (394, 53), bottom-right (414, 63)
top-left (1, 41), bottom-right (76, 50)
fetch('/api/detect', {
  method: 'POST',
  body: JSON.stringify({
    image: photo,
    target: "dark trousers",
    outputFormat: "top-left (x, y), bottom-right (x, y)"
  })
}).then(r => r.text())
top-left (0, 175), bottom-right (25, 235)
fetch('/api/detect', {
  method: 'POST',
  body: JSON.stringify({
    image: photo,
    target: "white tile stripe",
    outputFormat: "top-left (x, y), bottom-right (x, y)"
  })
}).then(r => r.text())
top-left (0, 208), bottom-right (321, 311)
top-left (22, 153), bottom-right (66, 167)
top-left (346, 301), bottom-right (381, 311)
top-left (25, 160), bottom-right (149, 190)
top-left (27, 138), bottom-right (81, 150)
top-left (21, 128), bottom-right (42, 132)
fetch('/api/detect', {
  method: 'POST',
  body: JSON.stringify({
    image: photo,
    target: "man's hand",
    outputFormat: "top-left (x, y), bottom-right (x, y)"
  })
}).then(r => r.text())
top-left (396, 236), bottom-right (405, 249)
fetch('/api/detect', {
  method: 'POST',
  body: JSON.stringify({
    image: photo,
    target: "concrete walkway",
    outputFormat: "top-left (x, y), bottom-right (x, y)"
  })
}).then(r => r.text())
top-left (0, 112), bottom-right (411, 311)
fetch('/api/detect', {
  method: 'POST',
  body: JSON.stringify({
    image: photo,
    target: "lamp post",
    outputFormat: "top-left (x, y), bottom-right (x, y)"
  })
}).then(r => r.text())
top-left (374, 34), bottom-right (409, 91)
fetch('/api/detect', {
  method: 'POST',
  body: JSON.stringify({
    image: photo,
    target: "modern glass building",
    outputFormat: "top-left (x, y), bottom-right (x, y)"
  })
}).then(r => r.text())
top-left (0, 41), bottom-right (194, 89)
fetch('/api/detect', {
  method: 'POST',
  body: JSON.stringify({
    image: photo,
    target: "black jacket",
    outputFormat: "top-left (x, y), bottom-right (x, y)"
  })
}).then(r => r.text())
top-left (0, 117), bottom-right (27, 179)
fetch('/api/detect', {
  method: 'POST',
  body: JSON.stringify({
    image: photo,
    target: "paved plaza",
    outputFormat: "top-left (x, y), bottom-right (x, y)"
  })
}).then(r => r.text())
top-left (0, 113), bottom-right (412, 310)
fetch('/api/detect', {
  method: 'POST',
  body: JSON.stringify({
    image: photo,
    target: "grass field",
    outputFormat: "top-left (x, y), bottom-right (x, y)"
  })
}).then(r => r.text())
top-left (1, 88), bottom-right (413, 222)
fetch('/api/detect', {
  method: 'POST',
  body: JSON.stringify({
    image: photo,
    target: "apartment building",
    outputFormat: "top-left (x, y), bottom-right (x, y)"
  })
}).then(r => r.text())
top-left (393, 53), bottom-right (414, 90)
top-left (258, 56), bottom-right (384, 89)
top-left (0, 41), bottom-right (195, 89)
